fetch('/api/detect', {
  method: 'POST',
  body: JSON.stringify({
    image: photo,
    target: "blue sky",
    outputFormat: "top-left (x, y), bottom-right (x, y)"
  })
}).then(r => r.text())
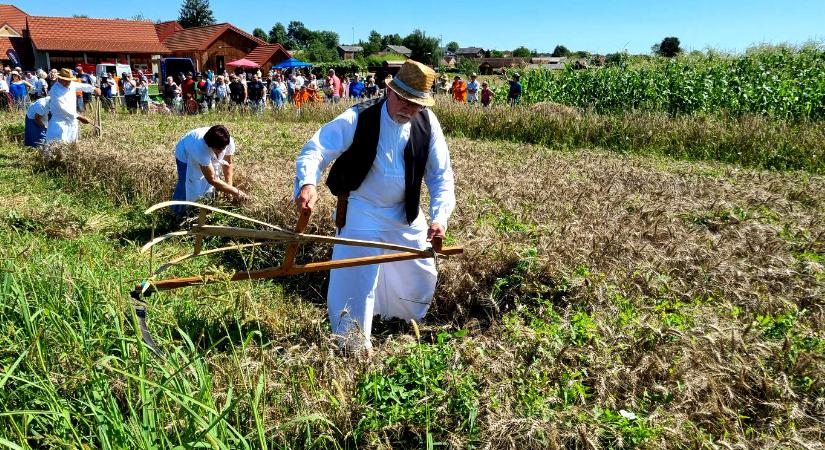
top-left (16, 0), bottom-right (825, 54)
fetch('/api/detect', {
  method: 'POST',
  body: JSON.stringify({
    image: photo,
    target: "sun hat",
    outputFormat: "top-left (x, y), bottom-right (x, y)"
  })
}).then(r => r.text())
top-left (57, 68), bottom-right (74, 81)
top-left (10, 70), bottom-right (19, 77)
top-left (470, 72), bottom-right (477, 77)
top-left (387, 60), bottom-right (436, 107)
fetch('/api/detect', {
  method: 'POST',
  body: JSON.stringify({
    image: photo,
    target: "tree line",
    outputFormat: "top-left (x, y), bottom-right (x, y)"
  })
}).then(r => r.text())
top-left (177, 0), bottom-right (684, 64)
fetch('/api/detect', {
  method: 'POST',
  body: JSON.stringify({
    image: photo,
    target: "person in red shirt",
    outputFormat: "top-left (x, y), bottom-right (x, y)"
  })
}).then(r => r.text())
top-left (180, 72), bottom-right (196, 100)
top-left (480, 81), bottom-right (495, 107)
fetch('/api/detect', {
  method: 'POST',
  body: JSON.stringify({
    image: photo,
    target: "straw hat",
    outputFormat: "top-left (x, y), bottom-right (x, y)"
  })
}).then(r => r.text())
top-left (57, 68), bottom-right (74, 81)
top-left (387, 59), bottom-right (436, 107)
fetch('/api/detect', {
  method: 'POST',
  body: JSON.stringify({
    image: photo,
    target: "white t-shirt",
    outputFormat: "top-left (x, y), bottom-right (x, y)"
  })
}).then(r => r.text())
top-left (26, 97), bottom-right (50, 120)
top-left (0, 78), bottom-right (8, 92)
top-left (174, 127), bottom-right (236, 201)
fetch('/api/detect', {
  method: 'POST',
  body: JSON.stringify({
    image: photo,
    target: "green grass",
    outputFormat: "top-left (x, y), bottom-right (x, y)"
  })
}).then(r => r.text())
top-left (1, 106), bottom-right (824, 448)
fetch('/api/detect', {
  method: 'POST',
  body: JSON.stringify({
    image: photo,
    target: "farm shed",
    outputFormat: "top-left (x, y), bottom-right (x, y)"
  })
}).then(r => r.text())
top-left (337, 45), bottom-right (363, 60)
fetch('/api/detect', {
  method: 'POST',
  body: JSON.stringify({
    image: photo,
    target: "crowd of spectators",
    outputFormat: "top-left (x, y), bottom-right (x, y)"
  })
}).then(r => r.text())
top-left (159, 67), bottom-right (385, 115)
top-left (2, 62), bottom-right (525, 115)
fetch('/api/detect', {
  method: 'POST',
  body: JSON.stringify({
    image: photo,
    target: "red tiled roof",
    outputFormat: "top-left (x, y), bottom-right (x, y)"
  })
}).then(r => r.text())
top-left (27, 15), bottom-right (170, 53)
top-left (161, 23), bottom-right (265, 52)
top-left (154, 20), bottom-right (182, 42)
top-left (245, 44), bottom-right (290, 66)
top-left (0, 4), bottom-right (27, 33)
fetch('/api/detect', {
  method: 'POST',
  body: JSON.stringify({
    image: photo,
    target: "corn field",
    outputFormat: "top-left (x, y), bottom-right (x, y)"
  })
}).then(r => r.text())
top-left (499, 44), bottom-right (825, 120)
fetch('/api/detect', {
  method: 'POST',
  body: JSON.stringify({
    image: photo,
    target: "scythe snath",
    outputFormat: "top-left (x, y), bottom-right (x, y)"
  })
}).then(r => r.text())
top-left (129, 201), bottom-right (463, 354)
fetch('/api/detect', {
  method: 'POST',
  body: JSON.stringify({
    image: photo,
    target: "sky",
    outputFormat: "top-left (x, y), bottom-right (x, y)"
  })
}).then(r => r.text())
top-left (16, 0), bottom-right (825, 54)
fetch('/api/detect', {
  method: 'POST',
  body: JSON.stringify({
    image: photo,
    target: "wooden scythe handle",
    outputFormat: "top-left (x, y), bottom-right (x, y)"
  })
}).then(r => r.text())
top-left (282, 208), bottom-right (311, 268)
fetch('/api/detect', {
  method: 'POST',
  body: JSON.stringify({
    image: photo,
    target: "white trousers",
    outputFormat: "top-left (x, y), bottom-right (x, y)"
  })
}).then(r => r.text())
top-left (327, 226), bottom-right (437, 350)
top-left (46, 117), bottom-right (79, 143)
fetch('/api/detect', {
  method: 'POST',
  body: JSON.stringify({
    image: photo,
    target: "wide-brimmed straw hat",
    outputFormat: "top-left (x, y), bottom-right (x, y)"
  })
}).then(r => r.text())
top-left (57, 68), bottom-right (74, 81)
top-left (387, 60), bottom-right (436, 107)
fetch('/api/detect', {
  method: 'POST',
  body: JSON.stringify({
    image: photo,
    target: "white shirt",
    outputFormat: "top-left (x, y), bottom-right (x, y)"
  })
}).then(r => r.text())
top-left (48, 81), bottom-right (95, 121)
top-left (0, 78), bottom-right (7, 92)
top-left (26, 97), bottom-right (49, 120)
top-left (294, 75), bottom-right (305, 88)
top-left (295, 102), bottom-right (456, 230)
top-left (175, 127), bottom-right (236, 201)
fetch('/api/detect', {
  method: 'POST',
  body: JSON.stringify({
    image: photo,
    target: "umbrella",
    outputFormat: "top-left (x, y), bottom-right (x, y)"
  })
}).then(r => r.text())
top-left (226, 58), bottom-right (260, 69)
top-left (273, 58), bottom-right (313, 69)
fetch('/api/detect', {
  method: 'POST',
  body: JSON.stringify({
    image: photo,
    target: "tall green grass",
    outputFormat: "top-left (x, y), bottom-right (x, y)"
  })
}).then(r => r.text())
top-left (497, 44), bottom-right (825, 120)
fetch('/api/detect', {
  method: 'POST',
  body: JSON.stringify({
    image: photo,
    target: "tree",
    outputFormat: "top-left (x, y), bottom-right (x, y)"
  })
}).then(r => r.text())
top-left (512, 46), bottom-right (531, 58)
top-left (381, 33), bottom-right (403, 47)
top-left (551, 45), bottom-right (570, 57)
top-left (402, 29), bottom-right (439, 64)
top-left (287, 21), bottom-right (313, 48)
top-left (304, 41), bottom-right (339, 63)
top-left (177, 0), bottom-right (215, 28)
top-left (131, 13), bottom-right (148, 21)
top-left (315, 30), bottom-right (340, 49)
top-left (653, 36), bottom-right (682, 57)
top-left (488, 49), bottom-right (504, 58)
top-left (268, 23), bottom-right (289, 46)
top-left (252, 28), bottom-right (267, 42)
top-left (359, 30), bottom-right (383, 55)
top-left (446, 41), bottom-right (459, 52)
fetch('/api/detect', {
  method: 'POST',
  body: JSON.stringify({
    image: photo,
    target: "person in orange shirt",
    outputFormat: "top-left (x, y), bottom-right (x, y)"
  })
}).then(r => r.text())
top-left (294, 85), bottom-right (305, 110)
top-left (451, 75), bottom-right (467, 102)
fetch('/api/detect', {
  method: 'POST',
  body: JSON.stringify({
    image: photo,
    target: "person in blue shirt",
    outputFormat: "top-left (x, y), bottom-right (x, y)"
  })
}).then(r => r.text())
top-left (8, 71), bottom-right (32, 109)
top-left (507, 72), bottom-right (523, 106)
top-left (75, 66), bottom-right (94, 112)
top-left (349, 74), bottom-right (365, 98)
top-left (99, 75), bottom-right (115, 111)
top-left (24, 96), bottom-right (50, 147)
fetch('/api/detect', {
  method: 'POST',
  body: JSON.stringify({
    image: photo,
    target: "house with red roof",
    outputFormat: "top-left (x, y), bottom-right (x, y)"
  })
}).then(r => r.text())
top-left (1, 4), bottom-right (291, 75)
top-left (0, 4), bottom-right (30, 66)
top-left (155, 21), bottom-right (273, 74)
top-left (26, 15), bottom-right (170, 72)
top-left (244, 44), bottom-right (291, 73)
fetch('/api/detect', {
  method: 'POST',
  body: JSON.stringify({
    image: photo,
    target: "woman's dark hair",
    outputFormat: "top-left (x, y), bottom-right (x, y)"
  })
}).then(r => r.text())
top-left (204, 125), bottom-right (231, 150)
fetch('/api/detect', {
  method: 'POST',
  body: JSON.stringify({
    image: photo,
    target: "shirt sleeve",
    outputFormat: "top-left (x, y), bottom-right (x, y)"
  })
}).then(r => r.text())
top-left (75, 82), bottom-right (96, 94)
top-left (293, 107), bottom-right (358, 198)
top-left (423, 110), bottom-right (456, 230)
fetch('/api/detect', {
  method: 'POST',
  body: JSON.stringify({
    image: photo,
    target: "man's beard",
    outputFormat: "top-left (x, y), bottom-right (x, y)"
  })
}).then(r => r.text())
top-left (392, 112), bottom-right (412, 124)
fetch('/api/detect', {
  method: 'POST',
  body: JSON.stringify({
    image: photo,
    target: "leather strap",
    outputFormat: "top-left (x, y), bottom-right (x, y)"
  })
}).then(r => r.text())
top-left (335, 193), bottom-right (349, 230)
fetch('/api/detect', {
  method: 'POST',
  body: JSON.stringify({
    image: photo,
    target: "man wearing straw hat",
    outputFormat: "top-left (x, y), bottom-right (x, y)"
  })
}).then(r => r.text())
top-left (294, 59), bottom-right (456, 353)
top-left (45, 68), bottom-right (100, 144)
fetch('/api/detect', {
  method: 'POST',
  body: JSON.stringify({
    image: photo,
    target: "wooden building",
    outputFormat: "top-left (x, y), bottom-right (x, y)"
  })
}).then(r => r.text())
top-left (337, 45), bottom-right (363, 60)
top-left (157, 21), bottom-right (266, 74)
top-left (245, 44), bottom-right (291, 73)
top-left (478, 57), bottom-right (529, 75)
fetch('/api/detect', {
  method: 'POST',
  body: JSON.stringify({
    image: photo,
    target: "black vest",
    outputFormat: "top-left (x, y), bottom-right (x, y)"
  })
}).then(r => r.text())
top-left (326, 99), bottom-right (432, 224)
